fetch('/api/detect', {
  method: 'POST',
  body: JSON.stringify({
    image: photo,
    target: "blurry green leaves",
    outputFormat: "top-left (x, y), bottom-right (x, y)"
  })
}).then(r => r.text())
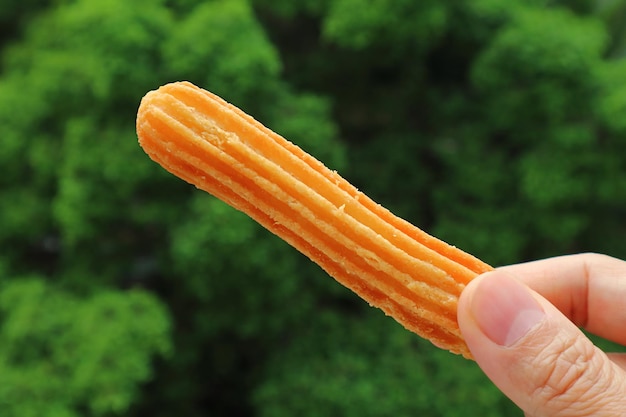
top-left (348, 131), bottom-right (432, 222)
top-left (264, 91), bottom-right (346, 170)
top-left (3, 0), bottom-right (172, 104)
top-left (477, 7), bottom-right (607, 80)
top-left (0, 0), bottom-right (175, 254)
top-left (1, 0), bottom-right (626, 415)
top-left (0, 77), bottom-right (56, 244)
top-left (254, 310), bottom-right (509, 417)
top-left (170, 194), bottom-right (323, 339)
top-left (53, 117), bottom-right (161, 248)
top-left (163, 0), bottom-right (281, 105)
top-left (1, 2), bottom-right (180, 414)
top-left (521, 151), bottom-right (588, 208)
top-left (170, 196), bottom-right (258, 294)
top-left (472, 8), bottom-right (607, 129)
top-left (0, 278), bottom-right (170, 417)
top-left (250, 0), bottom-right (331, 18)
top-left (431, 133), bottom-right (526, 265)
top-left (323, 0), bottom-right (447, 53)
top-left (454, 5), bottom-right (626, 259)
top-left (596, 59), bottom-right (626, 135)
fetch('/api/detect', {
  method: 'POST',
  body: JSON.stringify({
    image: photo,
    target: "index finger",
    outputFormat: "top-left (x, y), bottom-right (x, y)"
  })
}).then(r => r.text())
top-left (497, 253), bottom-right (626, 346)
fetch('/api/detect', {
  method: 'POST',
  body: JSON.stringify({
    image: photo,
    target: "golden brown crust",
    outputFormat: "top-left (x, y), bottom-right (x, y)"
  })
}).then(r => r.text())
top-left (137, 81), bottom-right (493, 358)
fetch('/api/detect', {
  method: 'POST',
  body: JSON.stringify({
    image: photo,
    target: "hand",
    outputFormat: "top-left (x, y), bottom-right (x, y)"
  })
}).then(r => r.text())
top-left (458, 253), bottom-right (626, 417)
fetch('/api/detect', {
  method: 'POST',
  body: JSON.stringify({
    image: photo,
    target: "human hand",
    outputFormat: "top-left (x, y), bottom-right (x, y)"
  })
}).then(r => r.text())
top-left (458, 253), bottom-right (626, 417)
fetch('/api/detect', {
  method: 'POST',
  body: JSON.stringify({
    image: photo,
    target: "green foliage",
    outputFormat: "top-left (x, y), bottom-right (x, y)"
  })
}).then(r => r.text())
top-left (3, 0), bottom-right (173, 105)
top-left (324, 0), bottom-right (447, 53)
top-left (254, 310), bottom-right (514, 417)
top-left (170, 195), bottom-right (309, 338)
top-left (163, 0), bottom-right (280, 107)
top-left (596, 59), bottom-right (626, 134)
top-left (251, 0), bottom-right (330, 18)
top-left (0, 278), bottom-right (170, 417)
top-left (471, 8), bottom-right (606, 131)
top-left (1, 0), bottom-right (626, 416)
top-left (263, 91), bottom-right (345, 169)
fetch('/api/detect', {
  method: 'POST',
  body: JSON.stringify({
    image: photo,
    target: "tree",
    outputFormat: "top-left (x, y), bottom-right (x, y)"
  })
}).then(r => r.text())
top-left (0, 0), bottom-right (625, 416)
top-left (0, 278), bottom-right (170, 417)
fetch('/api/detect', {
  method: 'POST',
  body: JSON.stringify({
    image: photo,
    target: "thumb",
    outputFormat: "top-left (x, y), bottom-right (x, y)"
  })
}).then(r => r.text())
top-left (458, 270), bottom-right (626, 417)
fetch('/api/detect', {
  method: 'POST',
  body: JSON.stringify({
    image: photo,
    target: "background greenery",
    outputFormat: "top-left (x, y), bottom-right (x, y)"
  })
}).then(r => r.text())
top-left (1, 0), bottom-right (625, 415)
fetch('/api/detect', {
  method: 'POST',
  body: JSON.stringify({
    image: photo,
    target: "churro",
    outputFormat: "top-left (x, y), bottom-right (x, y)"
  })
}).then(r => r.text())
top-left (136, 81), bottom-right (493, 358)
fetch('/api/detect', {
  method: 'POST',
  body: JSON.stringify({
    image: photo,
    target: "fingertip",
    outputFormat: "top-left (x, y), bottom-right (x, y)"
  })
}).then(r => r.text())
top-left (458, 269), bottom-right (626, 416)
top-left (458, 271), bottom-right (500, 363)
top-left (457, 270), bottom-right (494, 318)
top-left (476, 271), bottom-right (545, 347)
top-left (457, 270), bottom-right (508, 339)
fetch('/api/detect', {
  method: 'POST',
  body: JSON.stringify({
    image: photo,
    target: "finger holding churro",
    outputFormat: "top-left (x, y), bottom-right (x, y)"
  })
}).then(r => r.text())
top-left (136, 81), bottom-right (493, 358)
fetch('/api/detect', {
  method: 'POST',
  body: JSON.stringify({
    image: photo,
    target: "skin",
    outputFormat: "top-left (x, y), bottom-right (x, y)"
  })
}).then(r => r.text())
top-left (458, 253), bottom-right (626, 417)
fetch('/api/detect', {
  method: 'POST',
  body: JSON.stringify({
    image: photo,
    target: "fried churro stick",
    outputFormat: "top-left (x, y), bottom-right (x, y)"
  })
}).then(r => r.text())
top-left (136, 81), bottom-right (493, 358)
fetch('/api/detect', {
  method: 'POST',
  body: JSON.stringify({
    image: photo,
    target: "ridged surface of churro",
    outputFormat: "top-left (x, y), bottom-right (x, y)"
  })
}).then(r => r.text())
top-left (136, 81), bottom-right (493, 358)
